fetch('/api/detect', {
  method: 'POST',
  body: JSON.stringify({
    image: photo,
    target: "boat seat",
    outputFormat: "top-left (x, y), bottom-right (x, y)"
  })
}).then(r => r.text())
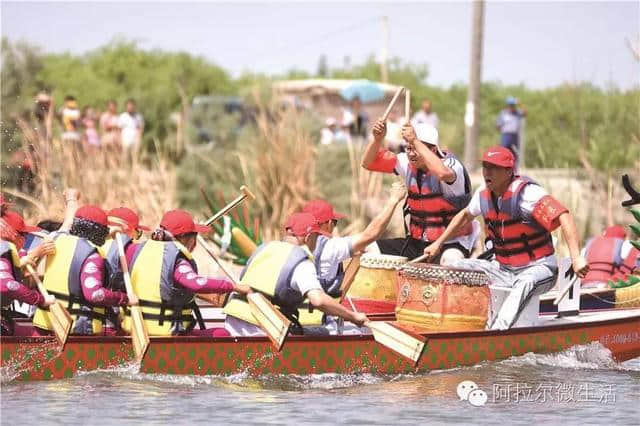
top-left (488, 284), bottom-right (544, 328)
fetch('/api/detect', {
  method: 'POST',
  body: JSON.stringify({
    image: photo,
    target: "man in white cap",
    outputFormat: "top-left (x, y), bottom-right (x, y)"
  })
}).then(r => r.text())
top-left (361, 119), bottom-right (476, 264)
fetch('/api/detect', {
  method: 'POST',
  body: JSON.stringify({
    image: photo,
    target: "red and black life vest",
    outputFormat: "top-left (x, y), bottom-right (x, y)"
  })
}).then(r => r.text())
top-left (582, 236), bottom-right (624, 283)
top-left (479, 176), bottom-right (554, 267)
top-left (403, 153), bottom-right (472, 242)
top-left (613, 246), bottom-right (639, 281)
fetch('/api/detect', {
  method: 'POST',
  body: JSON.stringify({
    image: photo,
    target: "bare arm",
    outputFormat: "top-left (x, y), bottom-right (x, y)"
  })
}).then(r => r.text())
top-left (361, 118), bottom-right (396, 170)
top-left (307, 289), bottom-right (367, 326)
top-left (558, 212), bottom-right (589, 277)
top-left (351, 182), bottom-right (406, 253)
top-left (59, 188), bottom-right (79, 232)
top-left (402, 124), bottom-right (455, 183)
top-left (422, 209), bottom-right (475, 260)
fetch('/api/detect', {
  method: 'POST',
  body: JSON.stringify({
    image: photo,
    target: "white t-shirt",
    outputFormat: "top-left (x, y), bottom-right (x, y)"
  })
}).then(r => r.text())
top-left (317, 236), bottom-right (354, 280)
top-left (290, 259), bottom-right (323, 296)
top-left (396, 153), bottom-right (475, 250)
top-left (118, 112), bottom-right (144, 147)
top-left (467, 180), bottom-right (557, 269)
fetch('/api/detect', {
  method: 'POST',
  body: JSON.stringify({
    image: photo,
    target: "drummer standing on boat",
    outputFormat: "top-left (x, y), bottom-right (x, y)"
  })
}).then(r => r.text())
top-left (422, 146), bottom-right (589, 330)
top-left (362, 119), bottom-right (476, 264)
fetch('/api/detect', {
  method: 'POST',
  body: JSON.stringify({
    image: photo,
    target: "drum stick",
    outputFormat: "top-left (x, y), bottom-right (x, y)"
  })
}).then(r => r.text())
top-left (404, 89), bottom-right (411, 122)
top-left (409, 253), bottom-right (428, 264)
top-left (382, 87), bottom-right (404, 121)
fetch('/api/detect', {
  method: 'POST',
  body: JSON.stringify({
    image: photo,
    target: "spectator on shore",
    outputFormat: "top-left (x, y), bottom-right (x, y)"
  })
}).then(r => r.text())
top-left (496, 97), bottom-right (527, 163)
top-left (411, 99), bottom-right (439, 128)
top-left (342, 97), bottom-right (368, 140)
top-left (99, 100), bottom-right (120, 150)
top-left (34, 92), bottom-right (52, 140)
top-left (118, 99), bottom-right (144, 153)
top-left (81, 106), bottom-right (100, 151)
top-left (60, 95), bottom-right (81, 145)
top-left (320, 117), bottom-right (347, 145)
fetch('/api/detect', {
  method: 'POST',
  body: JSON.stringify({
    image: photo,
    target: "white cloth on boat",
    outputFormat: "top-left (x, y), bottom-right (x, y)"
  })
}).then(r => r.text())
top-left (224, 316), bottom-right (265, 337)
top-left (450, 257), bottom-right (558, 330)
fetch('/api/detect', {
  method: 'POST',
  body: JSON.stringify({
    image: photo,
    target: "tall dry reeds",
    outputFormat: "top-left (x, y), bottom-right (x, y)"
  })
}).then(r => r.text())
top-left (6, 118), bottom-right (175, 227)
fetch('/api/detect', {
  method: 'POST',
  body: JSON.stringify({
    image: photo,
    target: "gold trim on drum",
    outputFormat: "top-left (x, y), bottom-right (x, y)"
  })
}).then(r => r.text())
top-left (399, 283), bottom-right (411, 303)
top-left (399, 263), bottom-right (490, 287)
top-left (360, 253), bottom-right (408, 270)
top-left (421, 284), bottom-right (438, 305)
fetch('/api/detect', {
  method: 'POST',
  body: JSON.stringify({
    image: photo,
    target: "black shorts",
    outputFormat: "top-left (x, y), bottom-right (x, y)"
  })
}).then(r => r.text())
top-left (375, 237), bottom-right (470, 263)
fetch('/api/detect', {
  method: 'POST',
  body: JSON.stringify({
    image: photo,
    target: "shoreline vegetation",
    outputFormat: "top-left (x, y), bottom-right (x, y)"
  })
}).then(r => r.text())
top-left (2, 39), bottom-right (639, 253)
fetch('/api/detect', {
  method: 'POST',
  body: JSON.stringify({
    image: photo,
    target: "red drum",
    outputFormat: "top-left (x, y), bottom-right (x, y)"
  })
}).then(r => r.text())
top-left (345, 254), bottom-right (407, 314)
top-left (396, 263), bottom-right (490, 331)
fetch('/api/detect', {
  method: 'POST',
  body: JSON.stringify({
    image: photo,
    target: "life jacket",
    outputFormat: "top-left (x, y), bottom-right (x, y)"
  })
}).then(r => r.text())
top-left (121, 240), bottom-right (204, 336)
top-left (32, 234), bottom-right (108, 335)
top-left (223, 241), bottom-right (311, 327)
top-left (0, 241), bottom-right (26, 335)
top-left (101, 236), bottom-right (132, 292)
top-left (298, 235), bottom-right (344, 326)
top-left (403, 153), bottom-right (472, 242)
top-left (479, 177), bottom-right (555, 267)
top-left (582, 236), bottom-right (624, 284)
top-left (613, 246), bottom-right (640, 281)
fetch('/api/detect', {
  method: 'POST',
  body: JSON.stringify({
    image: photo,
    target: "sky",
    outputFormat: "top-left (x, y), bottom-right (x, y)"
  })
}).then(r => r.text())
top-left (2, 1), bottom-right (639, 90)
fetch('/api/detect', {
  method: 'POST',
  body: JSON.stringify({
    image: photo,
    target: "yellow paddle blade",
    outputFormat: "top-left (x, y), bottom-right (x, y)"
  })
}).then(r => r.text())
top-left (130, 305), bottom-right (150, 361)
top-left (366, 321), bottom-right (426, 366)
top-left (48, 301), bottom-right (72, 347)
top-left (247, 293), bottom-right (290, 351)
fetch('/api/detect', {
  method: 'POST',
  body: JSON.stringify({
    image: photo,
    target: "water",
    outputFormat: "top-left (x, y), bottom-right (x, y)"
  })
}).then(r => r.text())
top-left (2, 344), bottom-right (638, 425)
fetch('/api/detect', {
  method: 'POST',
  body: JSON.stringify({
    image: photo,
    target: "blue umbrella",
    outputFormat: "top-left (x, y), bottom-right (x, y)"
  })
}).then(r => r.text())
top-left (340, 79), bottom-right (385, 103)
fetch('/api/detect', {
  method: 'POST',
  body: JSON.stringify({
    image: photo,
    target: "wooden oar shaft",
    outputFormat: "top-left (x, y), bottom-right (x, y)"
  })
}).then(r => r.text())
top-left (26, 264), bottom-right (50, 297)
top-left (204, 185), bottom-right (256, 226)
top-left (338, 256), bottom-right (361, 303)
top-left (382, 87), bottom-right (404, 121)
top-left (196, 235), bottom-right (238, 285)
top-left (404, 89), bottom-right (411, 122)
top-left (410, 253), bottom-right (428, 264)
top-left (115, 233), bottom-right (135, 299)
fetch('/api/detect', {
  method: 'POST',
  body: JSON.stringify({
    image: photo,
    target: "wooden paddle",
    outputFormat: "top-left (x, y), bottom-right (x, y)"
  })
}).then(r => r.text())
top-left (204, 185), bottom-right (256, 226)
top-left (382, 87), bottom-right (405, 121)
top-left (338, 255), bottom-right (361, 304)
top-left (115, 233), bottom-right (149, 362)
top-left (26, 264), bottom-right (72, 347)
top-left (346, 294), bottom-right (425, 365)
top-left (196, 235), bottom-right (291, 351)
top-left (405, 89), bottom-right (411, 122)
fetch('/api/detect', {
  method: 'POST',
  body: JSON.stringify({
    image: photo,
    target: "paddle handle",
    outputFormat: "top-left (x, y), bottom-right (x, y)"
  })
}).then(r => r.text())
top-left (381, 87), bottom-right (404, 121)
top-left (26, 263), bottom-right (50, 298)
top-left (404, 89), bottom-right (411, 122)
top-left (204, 186), bottom-right (255, 226)
top-left (197, 235), bottom-right (239, 285)
top-left (115, 233), bottom-right (137, 301)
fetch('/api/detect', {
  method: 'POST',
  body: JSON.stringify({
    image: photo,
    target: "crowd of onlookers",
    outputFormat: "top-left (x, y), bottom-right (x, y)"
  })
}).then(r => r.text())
top-left (34, 92), bottom-right (144, 153)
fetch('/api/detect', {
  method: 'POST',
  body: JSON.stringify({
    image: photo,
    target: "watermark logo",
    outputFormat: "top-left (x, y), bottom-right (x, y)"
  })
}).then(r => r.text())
top-left (456, 380), bottom-right (487, 406)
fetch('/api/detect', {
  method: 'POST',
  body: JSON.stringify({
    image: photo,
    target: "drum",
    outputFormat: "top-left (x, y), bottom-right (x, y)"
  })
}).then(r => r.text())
top-left (395, 263), bottom-right (490, 331)
top-left (346, 254), bottom-right (407, 314)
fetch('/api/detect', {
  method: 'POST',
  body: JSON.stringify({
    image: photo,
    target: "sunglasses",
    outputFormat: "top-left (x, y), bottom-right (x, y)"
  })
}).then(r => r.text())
top-left (134, 229), bottom-right (143, 240)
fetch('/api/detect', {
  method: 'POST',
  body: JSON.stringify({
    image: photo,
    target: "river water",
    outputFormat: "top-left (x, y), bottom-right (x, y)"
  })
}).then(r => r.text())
top-left (1, 343), bottom-right (638, 425)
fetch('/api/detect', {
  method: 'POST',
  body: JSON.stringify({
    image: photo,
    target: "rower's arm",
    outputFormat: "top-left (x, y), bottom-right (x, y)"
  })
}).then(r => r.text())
top-left (559, 212), bottom-right (589, 277)
top-left (435, 209), bottom-right (474, 246)
top-left (412, 140), bottom-right (456, 183)
top-left (59, 188), bottom-right (79, 232)
top-left (351, 182), bottom-right (406, 253)
top-left (362, 118), bottom-right (396, 170)
top-left (306, 289), bottom-right (366, 326)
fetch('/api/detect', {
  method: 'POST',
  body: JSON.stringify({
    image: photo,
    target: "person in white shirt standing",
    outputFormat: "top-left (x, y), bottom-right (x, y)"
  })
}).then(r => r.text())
top-left (118, 99), bottom-right (144, 154)
top-left (362, 118), bottom-right (476, 264)
top-left (411, 99), bottom-right (439, 129)
top-left (421, 146), bottom-right (589, 330)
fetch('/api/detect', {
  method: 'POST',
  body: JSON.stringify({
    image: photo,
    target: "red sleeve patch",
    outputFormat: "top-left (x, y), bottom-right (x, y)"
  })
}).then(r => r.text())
top-left (532, 195), bottom-right (568, 231)
top-left (366, 149), bottom-right (397, 174)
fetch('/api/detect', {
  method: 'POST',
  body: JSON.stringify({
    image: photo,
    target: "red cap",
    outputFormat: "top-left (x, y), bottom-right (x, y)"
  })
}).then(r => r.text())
top-left (107, 207), bottom-right (150, 232)
top-left (160, 209), bottom-right (210, 236)
top-left (1, 210), bottom-right (41, 233)
top-left (482, 146), bottom-right (515, 168)
top-left (302, 200), bottom-right (346, 223)
top-left (75, 205), bottom-right (108, 227)
top-left (284, 212), bottom-right (330, 237)
top-left (603, 225), bottom-right (626, 239)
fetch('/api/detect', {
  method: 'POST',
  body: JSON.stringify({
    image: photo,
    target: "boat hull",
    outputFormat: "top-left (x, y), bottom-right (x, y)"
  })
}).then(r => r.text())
top-left (2, 313), bottom-right (639, 381)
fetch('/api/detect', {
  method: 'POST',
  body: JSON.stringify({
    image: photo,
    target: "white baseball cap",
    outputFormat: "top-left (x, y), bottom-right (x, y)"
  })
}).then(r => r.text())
top-left (414, 123), bottom-right (444, 156)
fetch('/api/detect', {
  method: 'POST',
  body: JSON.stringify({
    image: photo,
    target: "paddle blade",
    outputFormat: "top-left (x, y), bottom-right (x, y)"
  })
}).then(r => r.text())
top-left (49, 301), bottom-right (72, 347)
top-left (247, 293), bottom-right (290, 351)
top-left (367, 321), bottom-right (426, 366)
top-left (130, 305), bottom-right (150, 361)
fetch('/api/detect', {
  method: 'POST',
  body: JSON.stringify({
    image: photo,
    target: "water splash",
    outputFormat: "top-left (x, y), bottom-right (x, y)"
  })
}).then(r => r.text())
top-left (0, 340), bottom-right (60, 384)
top-left (498, 342), bottom-right (627, 371)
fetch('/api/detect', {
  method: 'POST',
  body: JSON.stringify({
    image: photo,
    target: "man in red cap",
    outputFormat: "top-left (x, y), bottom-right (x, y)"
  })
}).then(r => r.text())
top-left (33, 205), bottom-right (132, 336)
top-left (301, 182), bottom-right (406, 300)
top-left (124, 209), bottom-right (250, 337)
top-left (581, 225), bottom-right (634, 288)
top-left (362, 118), bottom-right (476, 264)
top-left (422, 146), bottom-right (588, 330)
top-left (224, 212), bottom-right (369, 336)
top-left (1, 210), bottom-right (56, 334)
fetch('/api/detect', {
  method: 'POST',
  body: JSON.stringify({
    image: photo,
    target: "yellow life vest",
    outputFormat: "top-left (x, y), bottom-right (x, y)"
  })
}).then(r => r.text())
top-left (32, 234), bottom-right (107, 335)
top-left (121, 239), bottom-right (203, 336)
top-left (223, 241), bottom-right (311, 326)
